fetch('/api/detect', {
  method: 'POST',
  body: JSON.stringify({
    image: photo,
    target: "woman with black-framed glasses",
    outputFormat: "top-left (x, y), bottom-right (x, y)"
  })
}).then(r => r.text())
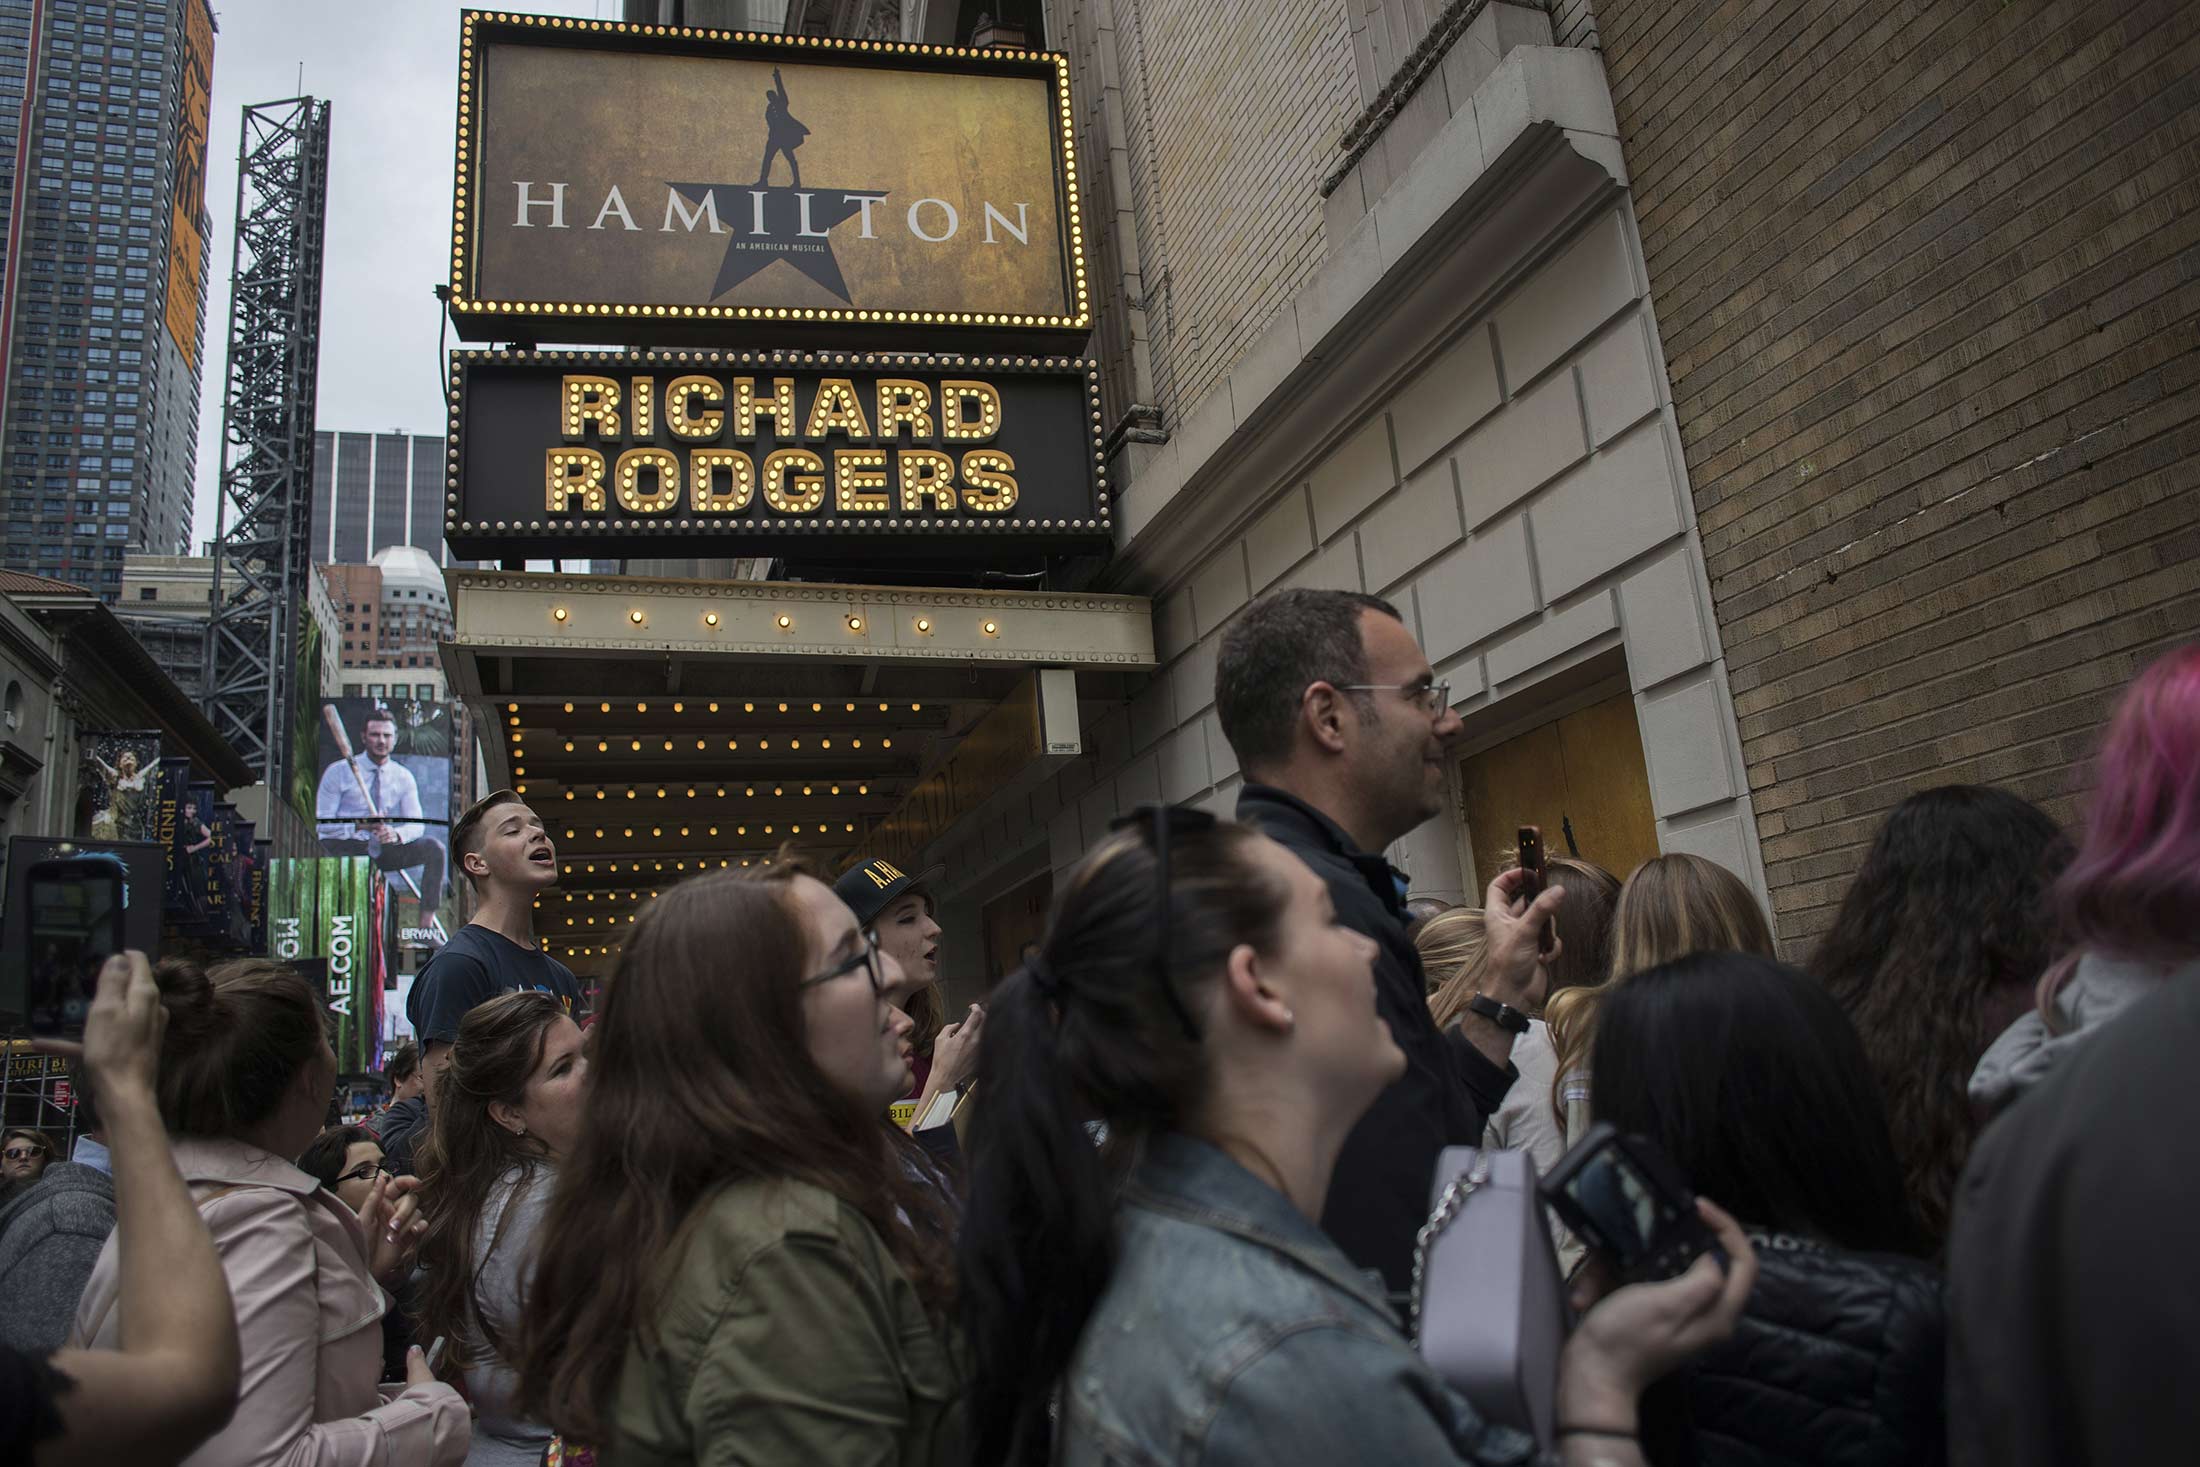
top-left (958, 806), bottom-right (1760, 1467)
top-left (515, 859), bottom-right (962, 1466)
top-left (297, 1125), bottom-right (389, 1215)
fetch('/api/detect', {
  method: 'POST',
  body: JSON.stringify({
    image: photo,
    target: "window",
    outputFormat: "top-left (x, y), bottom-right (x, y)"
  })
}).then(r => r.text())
top-left (137, 585), bottom-right (155, 600)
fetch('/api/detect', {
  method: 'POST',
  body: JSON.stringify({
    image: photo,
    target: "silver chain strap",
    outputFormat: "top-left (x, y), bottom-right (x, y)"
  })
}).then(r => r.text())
top-left (1408, 1151), bottom-right (1491, 1348)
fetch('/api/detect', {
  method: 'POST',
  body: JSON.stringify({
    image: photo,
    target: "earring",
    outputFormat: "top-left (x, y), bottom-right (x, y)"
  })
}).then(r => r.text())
top-left (1280, 1008), bottom-right (1296, 1030)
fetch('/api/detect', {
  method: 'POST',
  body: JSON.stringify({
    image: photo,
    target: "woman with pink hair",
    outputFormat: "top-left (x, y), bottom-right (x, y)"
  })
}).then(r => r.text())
top-left (1969, 642), bottom-right (2200, 1113)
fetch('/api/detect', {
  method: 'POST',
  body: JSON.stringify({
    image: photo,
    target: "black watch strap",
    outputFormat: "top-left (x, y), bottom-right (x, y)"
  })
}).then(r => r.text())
top-left (1465, 993), bottom-right (1530, 1035)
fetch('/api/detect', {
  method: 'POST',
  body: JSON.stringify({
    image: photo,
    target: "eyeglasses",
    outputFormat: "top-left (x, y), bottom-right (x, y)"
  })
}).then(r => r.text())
top-left (1109, 803), bottom-right (1218, 1043)
top-left (336, 1161), bottom-right (391, 1186)
top-left (1337, 680), bottom-right (1451, 714)
top-left (3, 1146), bottom-right (46, 1162)
top-left (800, 927), bottom-right (883, 996)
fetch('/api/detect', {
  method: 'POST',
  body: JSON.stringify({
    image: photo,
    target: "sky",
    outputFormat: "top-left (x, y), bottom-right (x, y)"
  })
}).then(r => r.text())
top-left (188, 0), bottom-right (617, 549)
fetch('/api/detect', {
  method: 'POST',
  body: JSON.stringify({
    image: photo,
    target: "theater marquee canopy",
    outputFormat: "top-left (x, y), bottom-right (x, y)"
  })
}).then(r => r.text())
top-left (443, 348), bottom-right (1109, 561)
top-left (448, 11), bottom-right (1089, 342)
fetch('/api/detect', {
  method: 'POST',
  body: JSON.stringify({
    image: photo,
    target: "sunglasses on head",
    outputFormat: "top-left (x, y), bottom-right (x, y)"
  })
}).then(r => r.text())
top-left (1108, 803), bottom-right (1219, 1043)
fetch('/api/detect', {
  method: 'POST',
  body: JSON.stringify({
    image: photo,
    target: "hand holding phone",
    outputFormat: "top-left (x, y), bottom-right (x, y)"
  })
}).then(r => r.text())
top-left (1539, 1124), bottom-right (1724, 1286)
top-left (1515, 825), bottom-right (1545, 899)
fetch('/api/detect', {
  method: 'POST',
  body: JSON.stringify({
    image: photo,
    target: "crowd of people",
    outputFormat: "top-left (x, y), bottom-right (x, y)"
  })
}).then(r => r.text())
top-left (0, 585), bottom-right (2193, 1467)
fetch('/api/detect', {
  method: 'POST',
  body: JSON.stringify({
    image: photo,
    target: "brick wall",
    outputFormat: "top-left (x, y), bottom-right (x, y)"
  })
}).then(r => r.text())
top-left (1547, 0), bottom-right (1598, 49)
top-left (1072, 0), bottom-right (1361, 422)
top-left (1590, 0), bottom-right (2200, 947)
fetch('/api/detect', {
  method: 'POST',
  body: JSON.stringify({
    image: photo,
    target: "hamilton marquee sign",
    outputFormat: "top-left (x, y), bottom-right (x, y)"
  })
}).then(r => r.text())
top-left (443, 349), bottom-right (1109, 560)
top-left (447, 12), bottom-right (1089, 340)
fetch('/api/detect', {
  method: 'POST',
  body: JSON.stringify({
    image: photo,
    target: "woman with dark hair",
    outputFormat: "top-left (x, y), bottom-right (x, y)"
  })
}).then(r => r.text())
top-left (959, 810), bottom-right (1758, 1467)
top-left (1968, 643), bottom-right (2200, 1113)
top-left (1592, 953), bottom-right (1941, 1467)
top-left (514, 861), bottom-right (959, 1463)
top-left (414, 992), bottom-right (585, 1467)
top-left (1808, 785), bottom-right (2069, 1242)
top-left (297, 1126), bottom-right (387, 1215)
top-left (68, 957), bottom-right (467, 1464)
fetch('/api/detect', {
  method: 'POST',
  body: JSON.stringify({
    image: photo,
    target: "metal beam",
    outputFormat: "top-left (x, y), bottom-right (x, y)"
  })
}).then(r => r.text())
top-left (202, 98), bottom-right (331, 787)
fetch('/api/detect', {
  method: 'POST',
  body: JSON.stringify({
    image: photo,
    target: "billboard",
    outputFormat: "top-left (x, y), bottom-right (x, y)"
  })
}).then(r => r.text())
top-left (287, 609), bottom-right (326, 825)
top-left (445, 349), bottom-right (1107, 561)
top-left (312, 696), bottom-right (455, 947)
top-left (163, 0), bottom-right (215, 368)
top-left (448, 12), bottom-right (1087, 341)
top-left (269, 858), bottom-right (381, 1074)
top-left (84, 730), bottom-right (164, 844)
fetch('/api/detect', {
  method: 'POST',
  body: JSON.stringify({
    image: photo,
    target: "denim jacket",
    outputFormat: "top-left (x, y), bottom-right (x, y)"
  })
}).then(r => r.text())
top-left (1060, 1134), bottom-right (1547, 1467)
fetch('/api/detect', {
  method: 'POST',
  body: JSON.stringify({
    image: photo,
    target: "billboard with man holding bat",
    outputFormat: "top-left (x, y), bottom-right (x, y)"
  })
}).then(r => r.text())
top-left (314, 697), bottom-right (457, 945)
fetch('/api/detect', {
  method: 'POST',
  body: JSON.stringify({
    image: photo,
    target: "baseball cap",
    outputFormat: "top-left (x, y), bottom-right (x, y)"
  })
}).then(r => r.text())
top-left (833, 857), bottom-right (940, 928)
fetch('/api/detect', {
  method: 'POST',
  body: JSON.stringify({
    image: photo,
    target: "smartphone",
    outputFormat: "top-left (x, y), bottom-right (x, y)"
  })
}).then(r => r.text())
top-left (1515, 825), bottom-right (1545, 899)
top-left (22, 854), bottom-right (127, 1039)
top-left (424, 1335), bottom-right (448, 1373)
top-left (1538, 1123), bottom-right (1722, 1285)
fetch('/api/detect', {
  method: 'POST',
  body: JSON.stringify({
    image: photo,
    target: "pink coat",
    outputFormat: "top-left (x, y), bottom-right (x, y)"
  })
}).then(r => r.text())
top-left (71, 1135), bottom-right (470, 1467)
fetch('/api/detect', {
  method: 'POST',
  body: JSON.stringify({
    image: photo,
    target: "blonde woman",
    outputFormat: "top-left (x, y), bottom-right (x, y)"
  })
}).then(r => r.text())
top-left (1546, 854), bottom-right (1775, 1140)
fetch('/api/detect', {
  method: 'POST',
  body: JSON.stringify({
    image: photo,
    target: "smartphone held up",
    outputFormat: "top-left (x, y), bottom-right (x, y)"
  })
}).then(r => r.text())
top-left (18, 852), bottom-right (128, 1039)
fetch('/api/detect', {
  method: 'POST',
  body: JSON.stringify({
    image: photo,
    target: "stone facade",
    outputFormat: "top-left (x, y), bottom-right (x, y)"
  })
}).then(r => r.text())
top-left (1584, 0), bottom-right (2200, 946)
top-left (928, 4), bottom-right (1766, 979)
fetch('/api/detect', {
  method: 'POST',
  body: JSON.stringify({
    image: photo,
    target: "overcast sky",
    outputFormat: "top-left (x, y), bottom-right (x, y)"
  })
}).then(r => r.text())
top-left (188, 0), bottom-right (616, 548)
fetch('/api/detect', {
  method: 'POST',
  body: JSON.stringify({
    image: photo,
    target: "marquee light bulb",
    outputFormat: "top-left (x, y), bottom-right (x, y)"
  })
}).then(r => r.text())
top-left (629, 609), bottom-right (645, 624)
top-left (776, 614), bottom-right (792, 630)
top-left (982, 620), bottom-right (1000, 636)
top-left (846, 615), bottom-right (863, 632)
top-left (552, 607), bottom-right (568, 622)
top-left (914, 617), bottom-right (932, 634)
top-left (704, 611), bottom-right (719, 627)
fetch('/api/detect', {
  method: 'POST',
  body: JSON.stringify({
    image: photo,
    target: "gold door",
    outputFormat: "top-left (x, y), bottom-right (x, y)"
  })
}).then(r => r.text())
top-left (1457, 691), bottom-right (1660, 889)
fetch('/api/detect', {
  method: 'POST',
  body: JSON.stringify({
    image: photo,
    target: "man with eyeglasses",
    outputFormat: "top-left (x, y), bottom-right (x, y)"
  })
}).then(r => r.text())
top-left (1216, 588), bottom-right (1564, 1297)
top-left (0, 1116), bottom-right (115, 1354)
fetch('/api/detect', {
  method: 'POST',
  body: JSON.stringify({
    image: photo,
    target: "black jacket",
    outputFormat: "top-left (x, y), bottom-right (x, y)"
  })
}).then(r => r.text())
top-left (1646, 1235), bottom-right (1945, 1467)
top-left (1235, 784), bottom-right (1513, 1295)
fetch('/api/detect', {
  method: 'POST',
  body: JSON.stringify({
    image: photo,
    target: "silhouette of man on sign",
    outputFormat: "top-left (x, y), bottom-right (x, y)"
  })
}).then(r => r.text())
top-left (756, 67), bottom-right (808, 188)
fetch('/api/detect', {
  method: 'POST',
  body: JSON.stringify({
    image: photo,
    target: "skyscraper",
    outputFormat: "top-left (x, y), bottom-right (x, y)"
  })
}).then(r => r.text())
top-left (310, 428), bottom-right (467, 567)
top-left (0, 0), bottom-right (215, 601)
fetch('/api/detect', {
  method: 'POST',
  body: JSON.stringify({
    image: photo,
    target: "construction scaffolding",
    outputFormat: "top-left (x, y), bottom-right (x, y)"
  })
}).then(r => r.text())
top-left (203, 97), bottom-right (331, 790)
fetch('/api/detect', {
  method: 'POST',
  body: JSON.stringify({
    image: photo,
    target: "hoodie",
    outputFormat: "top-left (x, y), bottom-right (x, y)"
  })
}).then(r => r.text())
top-left (1968, 950), bottom-right (2200, 1113)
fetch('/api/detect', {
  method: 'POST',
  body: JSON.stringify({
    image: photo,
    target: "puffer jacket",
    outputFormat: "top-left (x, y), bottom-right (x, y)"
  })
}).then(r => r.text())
top-left (1644, 1233), bottom-right (1944, 1467)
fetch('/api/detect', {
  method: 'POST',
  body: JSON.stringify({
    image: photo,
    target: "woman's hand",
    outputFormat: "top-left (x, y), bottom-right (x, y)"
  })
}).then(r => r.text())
top-left (927, 1004), bottom-right (986, 1093)
top-left (357, 1172), bottom-right (428, 1287)
top-left (1556, 1199), bottom-right (1757, 1430)
top-left (35, 952), bottom-right (166, 1105)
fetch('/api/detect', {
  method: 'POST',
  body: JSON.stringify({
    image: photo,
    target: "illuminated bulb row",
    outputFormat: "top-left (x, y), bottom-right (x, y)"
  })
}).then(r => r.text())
top-left (551, 606), bottom-right (984, 638)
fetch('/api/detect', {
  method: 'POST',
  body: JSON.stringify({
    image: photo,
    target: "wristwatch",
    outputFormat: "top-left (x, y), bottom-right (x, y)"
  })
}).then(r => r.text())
top-left (1465, 993), bottom-right (1530, 1035)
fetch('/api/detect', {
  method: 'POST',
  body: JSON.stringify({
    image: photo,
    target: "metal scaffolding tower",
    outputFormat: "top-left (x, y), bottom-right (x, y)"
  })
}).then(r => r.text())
top-left (204, 97), bottom-right (331, 786)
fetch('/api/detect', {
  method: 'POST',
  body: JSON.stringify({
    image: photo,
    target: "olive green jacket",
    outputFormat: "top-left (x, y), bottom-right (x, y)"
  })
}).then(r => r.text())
top-left (603, 1177), bottom-right (962, 1467)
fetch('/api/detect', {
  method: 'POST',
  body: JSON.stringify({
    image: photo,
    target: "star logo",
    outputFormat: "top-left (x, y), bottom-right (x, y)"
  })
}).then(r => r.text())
top-left (665, 183), bottom-right (890, 303)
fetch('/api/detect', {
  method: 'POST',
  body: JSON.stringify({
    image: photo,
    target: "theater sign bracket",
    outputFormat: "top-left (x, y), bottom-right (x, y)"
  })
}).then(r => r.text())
top-left (444, 348), bottom-right (1109, 561)
top-left (448, 10), bottom-right (1090, 343)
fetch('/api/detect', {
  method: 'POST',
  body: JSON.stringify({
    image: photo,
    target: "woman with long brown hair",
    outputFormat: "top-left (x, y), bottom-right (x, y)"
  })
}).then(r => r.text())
top-left (413, 992), bottom-right (587, 1467)
top-left (1546, 853), bottom-right (1775, 1140)
top-left (514, 861), bottom-right (960, 1464)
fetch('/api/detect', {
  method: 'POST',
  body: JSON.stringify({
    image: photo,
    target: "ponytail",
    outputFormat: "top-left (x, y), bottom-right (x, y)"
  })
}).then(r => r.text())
top-left (958, 965), bottom-right (1120, 1467)
top-left (957, 819), bottom-right (1290, 1467)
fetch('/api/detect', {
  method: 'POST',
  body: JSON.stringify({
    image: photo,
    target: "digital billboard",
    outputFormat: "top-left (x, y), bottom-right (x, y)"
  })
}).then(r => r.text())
top-left (312, 696), bottom-right (457, 947)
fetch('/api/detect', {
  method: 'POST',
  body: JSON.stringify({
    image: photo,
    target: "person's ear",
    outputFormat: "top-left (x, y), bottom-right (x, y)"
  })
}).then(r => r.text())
top-left (1217, 942), bottom-right (1296, 1035)
top-left (1301, 682), bottom-right (1352, 756)
top-left (488, 1099), bottom-right (528, 1139)
top-left (462, 847), bottom-right (490, 880)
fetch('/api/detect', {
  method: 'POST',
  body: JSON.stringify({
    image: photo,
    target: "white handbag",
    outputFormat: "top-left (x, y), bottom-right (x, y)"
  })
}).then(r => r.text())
top-left (1409, 1146), bottom-right (1567, 1447)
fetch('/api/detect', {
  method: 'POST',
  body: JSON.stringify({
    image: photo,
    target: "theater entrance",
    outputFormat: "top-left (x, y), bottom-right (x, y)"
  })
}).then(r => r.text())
top-left (1455, 689), bottom-right (1659, 890)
